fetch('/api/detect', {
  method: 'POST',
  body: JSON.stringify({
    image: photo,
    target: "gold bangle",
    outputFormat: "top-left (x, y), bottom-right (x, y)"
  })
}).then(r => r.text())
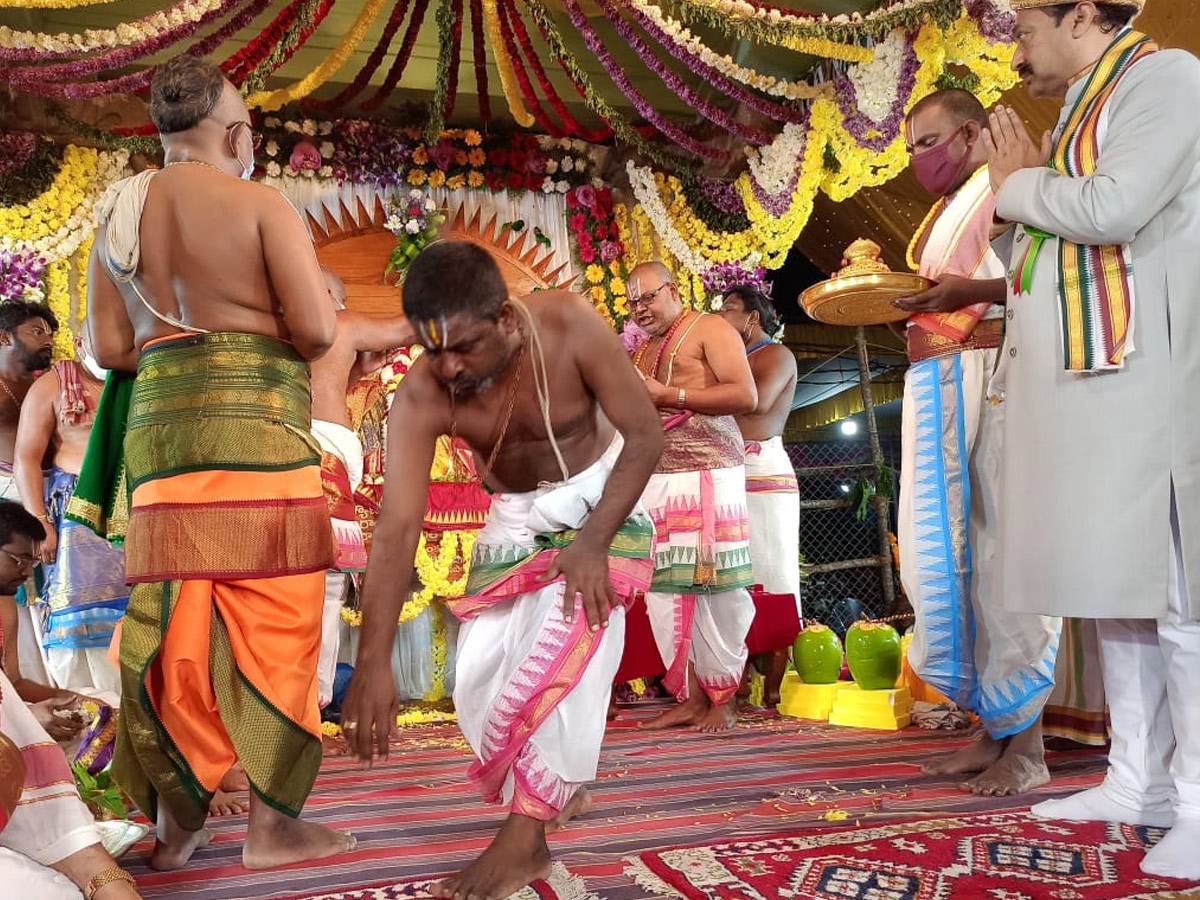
top-left (84, 866), bottom-right (137, 899)
top-left (34, 513), bottom-right (49, 522)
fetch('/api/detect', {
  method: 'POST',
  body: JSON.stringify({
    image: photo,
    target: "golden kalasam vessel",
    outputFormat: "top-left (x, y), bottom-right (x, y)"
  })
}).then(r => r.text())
top-left (799, 238), bottom-right (934, 326)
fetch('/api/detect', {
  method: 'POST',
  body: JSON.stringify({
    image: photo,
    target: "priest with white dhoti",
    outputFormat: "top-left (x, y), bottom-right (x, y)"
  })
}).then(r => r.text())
top-left (895, 88), bottom-right (1062, 797)
top-left (985, 0), bottom-right (1200, 878)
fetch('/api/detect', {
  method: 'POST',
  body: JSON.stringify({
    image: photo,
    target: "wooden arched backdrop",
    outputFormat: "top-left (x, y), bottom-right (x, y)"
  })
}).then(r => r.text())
top-left (310, 199), bottom-right (570, 317)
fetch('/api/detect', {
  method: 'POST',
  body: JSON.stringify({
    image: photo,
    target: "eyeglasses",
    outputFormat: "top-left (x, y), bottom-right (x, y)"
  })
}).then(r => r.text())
top-left (1, 548), bottom-right (38, 568)
top-left (631, 283), bottom-right (672, 311)
top-left (225, 120), bottom-right (263, 152)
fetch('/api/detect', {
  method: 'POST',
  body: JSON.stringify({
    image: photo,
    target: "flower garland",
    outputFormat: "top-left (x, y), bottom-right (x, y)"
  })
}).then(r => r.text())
top-left (0, 0), bottom-right (257, 97)
top-left (0, 146), bottom-right (129, 356)
top-left (424, 0), bottom-right (460, 142)
top-left (229, 0), bottom-right (338, 94)
top-left (630, 0), bottom-right (834, 102)
top-left (627, 10), bottom-right (1014, 270)
top-left (566, 185), bottom-right (628, 327)
top-left (563, 0), bottom-right (729, 159)
top-left (306, 0), bottom-right (411, 112)
top-left (498, 0), bottom-right (611, 143)
top-left (593, 0), bottom-right (776, 145)
top-left (469, 0), bottom-right (491, 123)
top-left (319, 705), bottom-right (457, 737)
top-left (483, 0), bottom-right (535, 128)
top-left (523, 0), bottom-right (693, 174)
top-left (676, 0), bottom-right (963, 43)
top-left (0, 133), bottom-right (62, 207)
top-left (0, 0), bottom-right (122, 6)
top-left (941, 11), bottom-right (1019, 104)
top-left (246, 0), bottom-right (388, 111)
top-left (423, 602), bottom-right (450, 702)
top-left (262, 118), bottom-right (598, 194)
top-left (0, 0), bottom-right (230, 58)
top-left (360, 0), bottom-right (431, 111)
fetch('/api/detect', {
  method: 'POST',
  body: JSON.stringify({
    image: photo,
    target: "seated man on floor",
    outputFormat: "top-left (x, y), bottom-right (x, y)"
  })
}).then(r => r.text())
top-left (0, 502), bottom-right (143, 900)
top-left (626, 261), bottom-right (758, 734)
top-left (14, 331), bottom-right (127, 699)
top-left (0, 508), bottom-right (89, 745)
top-left (342, 241), bottom-right (663, 900)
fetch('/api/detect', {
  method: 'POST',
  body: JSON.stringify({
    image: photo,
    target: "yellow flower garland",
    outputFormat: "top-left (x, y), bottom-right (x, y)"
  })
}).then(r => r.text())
top-left (320, 706), bottom-right (458, 737)
top-left (423, 601), bottom-right (450, 702)
top-left (482, 0), bottom-right (535, 128)
top-left (942, 13), bottom-right (1020, 105)
top-left (246, 0), bottom-right (390, 111)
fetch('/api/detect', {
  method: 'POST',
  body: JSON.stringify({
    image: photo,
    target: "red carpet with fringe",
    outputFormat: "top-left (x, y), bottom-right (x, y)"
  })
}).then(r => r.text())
top-left (626, 811), bottom-right (1199, 900)
top-left (120, 706), bottom-right (1116, 899)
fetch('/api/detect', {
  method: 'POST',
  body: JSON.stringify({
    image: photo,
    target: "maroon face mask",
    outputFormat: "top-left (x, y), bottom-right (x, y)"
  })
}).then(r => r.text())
top-left (912, 127), bottom-right (970, 196)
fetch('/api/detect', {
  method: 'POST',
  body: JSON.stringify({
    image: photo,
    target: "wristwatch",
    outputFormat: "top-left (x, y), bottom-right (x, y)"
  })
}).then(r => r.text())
top-left (85, 867), bottom-right (137, 899)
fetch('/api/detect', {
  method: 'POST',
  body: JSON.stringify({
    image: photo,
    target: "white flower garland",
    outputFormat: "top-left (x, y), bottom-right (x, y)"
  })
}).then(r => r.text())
top-left (849, 31), bottom-right (907, 124)
top-left (28, 149), bottom-right (129, 260)
top-left (631, 0), bottom-right (837, 101)
top-left (744, 122), bottom-right (808, 197)
top-left (1, 0), bottom-right (228, 52)
top-left (684, 0), bottom-right (945, 29)
top-left (626, 161), bottom-right (709, 274)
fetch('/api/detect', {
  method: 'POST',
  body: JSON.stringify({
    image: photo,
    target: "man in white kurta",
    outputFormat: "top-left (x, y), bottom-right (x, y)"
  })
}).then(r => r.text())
top-left (896, 89), bottom-right (1061, 797)
top-left (986, 0), bottom-right (1200, 878)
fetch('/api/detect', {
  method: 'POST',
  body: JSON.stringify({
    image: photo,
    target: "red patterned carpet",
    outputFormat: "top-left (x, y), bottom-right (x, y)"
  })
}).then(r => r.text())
top-left (627, 812), bottom-right (1200, 900)
top-left (120, 706), bottom-right (1117, 900)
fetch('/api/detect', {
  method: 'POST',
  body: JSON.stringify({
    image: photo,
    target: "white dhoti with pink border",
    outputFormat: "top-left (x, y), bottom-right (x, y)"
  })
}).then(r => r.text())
top-left (1, 667), bottom-right (101, 896)
top-left (641, 414), bottom-right (755, 707)
top-left (449, 437), bottom-right (653, 820)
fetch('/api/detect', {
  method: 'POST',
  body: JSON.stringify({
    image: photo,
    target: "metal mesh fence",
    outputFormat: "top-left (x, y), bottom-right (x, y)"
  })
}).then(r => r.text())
top-left (787, 438), bottom-right (902, 637)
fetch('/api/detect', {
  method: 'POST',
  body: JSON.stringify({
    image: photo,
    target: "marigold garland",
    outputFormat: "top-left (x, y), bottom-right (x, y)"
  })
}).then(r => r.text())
top-left (424, 601), bottom-right (450, 702)
top-left (246, 0), bottom-right (388, 111)
top-left (319, 706), bottom-right (457, 737)
top-left (482, 0), bottom-right (534, 127)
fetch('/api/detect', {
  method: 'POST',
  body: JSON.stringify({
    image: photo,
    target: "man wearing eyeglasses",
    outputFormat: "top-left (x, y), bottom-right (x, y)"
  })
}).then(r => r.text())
top-left (0, 503), bottom-right (91, 743)
top-left (626, 261), bottom-right (759, 734)
top-left (82, 54), bottom-right (347, 871)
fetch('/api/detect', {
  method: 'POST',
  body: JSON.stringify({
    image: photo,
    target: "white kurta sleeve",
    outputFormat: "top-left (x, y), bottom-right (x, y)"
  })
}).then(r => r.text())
top-left (995, 50), bottom-right (1200, 246)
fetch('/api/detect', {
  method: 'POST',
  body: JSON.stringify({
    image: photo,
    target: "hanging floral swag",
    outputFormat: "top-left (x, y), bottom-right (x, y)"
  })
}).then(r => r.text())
top-left (565, 185), bottom-right (629, 327)
top-left (256, 115), bottom-right (602, 194)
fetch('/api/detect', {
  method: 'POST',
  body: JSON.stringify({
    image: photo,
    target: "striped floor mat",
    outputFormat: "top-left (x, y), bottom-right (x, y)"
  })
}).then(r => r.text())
top-left (122, 706), bottom-right (1108, 899)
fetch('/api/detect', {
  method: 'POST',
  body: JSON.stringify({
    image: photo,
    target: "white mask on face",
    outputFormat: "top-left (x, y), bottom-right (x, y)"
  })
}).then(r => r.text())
top-left (238, 151), bottom-right (254, 181)
top-left (80, 353), bottom-right (108, 381)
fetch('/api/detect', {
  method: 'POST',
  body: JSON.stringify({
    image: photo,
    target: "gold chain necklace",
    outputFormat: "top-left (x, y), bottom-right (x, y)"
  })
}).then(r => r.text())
top-left (0, 378), bottom-right (20, 411)
top-left (165, 159), bottom-right (229, 176)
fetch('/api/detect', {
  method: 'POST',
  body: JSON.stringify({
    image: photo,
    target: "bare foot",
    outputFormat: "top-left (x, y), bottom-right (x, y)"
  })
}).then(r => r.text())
top-left (208, 789), bottom-right (247, 818)
top-left (150, 812), bottom-right (213, 872)
top-left (546, 788), bottom-right (593, 834)
top-left (323, 734), bottom-right (348, 757)
top-left (432, 814), bottom-right (552, 900)
top-left (242, 794), bottom-right (356, 870)
top-left (962, 748), bottom-right (1050, 796)
top-left (219, 764), bottom-right (250, 793)
top-left (637, 693), bottom-right (710, 731)
top-left (693, 702), bottom-right (737, 734)
top-left (922, 733), bottom-right (1004, 776)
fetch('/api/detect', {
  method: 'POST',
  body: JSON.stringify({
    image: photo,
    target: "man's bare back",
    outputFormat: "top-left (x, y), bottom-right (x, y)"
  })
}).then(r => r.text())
top-left (739, 344), bottom-right (797, 442)
top-left (88, 80), bottom-right (333, 372)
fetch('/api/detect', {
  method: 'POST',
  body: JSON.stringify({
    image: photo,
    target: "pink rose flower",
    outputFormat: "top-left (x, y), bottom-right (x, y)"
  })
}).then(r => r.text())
top-left (289, 140), bottom-right (322, 172)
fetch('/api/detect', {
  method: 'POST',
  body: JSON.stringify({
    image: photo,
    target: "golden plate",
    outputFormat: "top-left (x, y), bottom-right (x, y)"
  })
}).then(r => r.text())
top-left (799, 272), bottom-right (935, 326)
